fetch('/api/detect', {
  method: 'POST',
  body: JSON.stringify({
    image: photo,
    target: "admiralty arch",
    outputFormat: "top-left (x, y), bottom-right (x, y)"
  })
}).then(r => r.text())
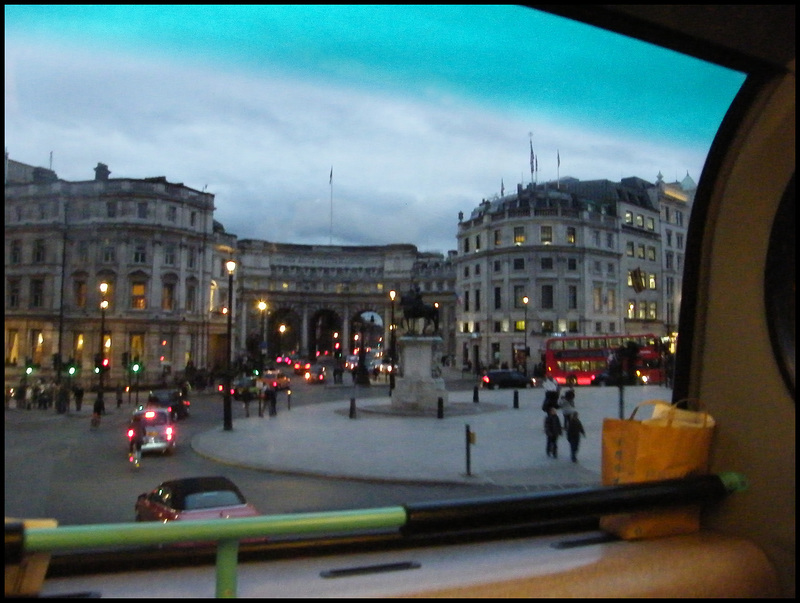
top-left (233, 239), bottom-right (457, 368)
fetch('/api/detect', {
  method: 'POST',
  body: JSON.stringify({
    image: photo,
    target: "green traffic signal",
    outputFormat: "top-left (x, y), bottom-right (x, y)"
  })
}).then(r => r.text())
top-left (131, 363), bottom-right (140, 373)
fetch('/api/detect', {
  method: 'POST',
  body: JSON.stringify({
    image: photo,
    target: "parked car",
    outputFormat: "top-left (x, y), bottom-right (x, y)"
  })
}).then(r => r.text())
top-left (304, 365), bottom-right (327, 384)
top-left (144, 388), bottom-right (190, 420)
top-left (262, 369), bottom-right (291, 391)
top-left (127, 408), bottom-right (176, 455)
top-left (134, 476), bottom-right (264, 544)
top-left (481, 369), bottom-right (538, 389)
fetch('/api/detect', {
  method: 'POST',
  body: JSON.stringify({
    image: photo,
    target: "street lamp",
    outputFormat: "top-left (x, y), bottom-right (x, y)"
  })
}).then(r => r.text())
top-left (278, 324), bottom-right (286, 357)
top-left (97, 282), bottom-right (109, 409)
top-left (257, 301), bottom-right (267, 373)
top-left (224, 260), bottom-right (236, 431)
top-left (522, 295), bottom-right (529, 375)
top-left (389, 290), bottom-right (397, 393)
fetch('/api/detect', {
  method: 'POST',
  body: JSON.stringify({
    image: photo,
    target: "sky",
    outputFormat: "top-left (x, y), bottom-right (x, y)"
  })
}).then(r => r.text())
top-left (4, 5), bottom-right (745, 255)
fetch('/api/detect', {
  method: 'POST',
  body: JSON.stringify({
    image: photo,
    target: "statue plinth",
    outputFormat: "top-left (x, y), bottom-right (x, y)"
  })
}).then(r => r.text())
top-left (392, 335), bottom-right (448, 410)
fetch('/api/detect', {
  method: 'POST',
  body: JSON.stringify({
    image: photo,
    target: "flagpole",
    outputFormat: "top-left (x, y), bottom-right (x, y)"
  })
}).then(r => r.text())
top-left (557, 150), bottom-right (560, 190)
top-left (528, 132), bottom-right (534, 186)
top-left (329, 166), bottom-right (333, 245)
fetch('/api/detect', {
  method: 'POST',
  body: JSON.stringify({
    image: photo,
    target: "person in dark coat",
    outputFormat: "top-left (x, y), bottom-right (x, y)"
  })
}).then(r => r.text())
top-left (566, 411), bottom-right (586, 463)
top-left (544, 406), bottom-right (562, 458)
top-left (542, 389), bottom-right (560, 414)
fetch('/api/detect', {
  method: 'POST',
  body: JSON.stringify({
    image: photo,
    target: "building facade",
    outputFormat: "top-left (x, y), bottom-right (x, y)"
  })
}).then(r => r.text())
top-left (454, 175), bottom-right (694, 374)
top-left (4, 158), bottom-right (456, 389)
top-left (5, 156), bottom-right (691, 389)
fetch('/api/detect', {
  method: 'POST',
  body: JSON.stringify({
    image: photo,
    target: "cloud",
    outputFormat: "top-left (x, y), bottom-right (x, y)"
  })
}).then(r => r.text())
top-left (5, 33), bottom-right (711, 255)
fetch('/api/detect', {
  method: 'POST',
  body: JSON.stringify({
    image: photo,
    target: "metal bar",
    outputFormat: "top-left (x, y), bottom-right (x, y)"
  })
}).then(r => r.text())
top-left (23, 507), bottom-right (407, 552)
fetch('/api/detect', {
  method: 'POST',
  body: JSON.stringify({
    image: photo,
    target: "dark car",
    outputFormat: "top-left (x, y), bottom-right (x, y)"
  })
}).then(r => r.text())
top-left (144, 389), bottom-right (190, 420)
top-left (481, 369), bottom-right (538, 389)
top-left (591, 370), bottom-right (643, 386)
top-left (292, 359), bottom-right (312, 375)
top-left (303, 365), bottom-right (327, 384)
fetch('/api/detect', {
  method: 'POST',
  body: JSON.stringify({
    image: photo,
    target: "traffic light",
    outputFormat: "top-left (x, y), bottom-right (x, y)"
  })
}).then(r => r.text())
top-left (25, 358), bottom-right (34, 375)
top-left (94, 353), bottom-right (102, 374)
top-left (122, 352), bottom-right (130, 370)
top-left (102, 357), bottom-right (110, 373)
top-left (131, 359), bottom-right (141, 375)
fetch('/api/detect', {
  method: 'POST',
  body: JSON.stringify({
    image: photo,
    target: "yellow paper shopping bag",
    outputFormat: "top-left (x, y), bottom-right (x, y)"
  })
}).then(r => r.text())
top-left (600, 400), bottom-right (715, 539)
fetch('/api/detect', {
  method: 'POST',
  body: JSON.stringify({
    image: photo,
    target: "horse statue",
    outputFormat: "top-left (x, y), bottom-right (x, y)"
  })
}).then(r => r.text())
top-left (399, 287), bottom-right (440, 335)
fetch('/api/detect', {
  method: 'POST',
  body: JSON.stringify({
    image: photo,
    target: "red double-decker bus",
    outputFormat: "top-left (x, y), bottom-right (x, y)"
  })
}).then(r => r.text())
top-left (543, 333), bottom-right (665, 386)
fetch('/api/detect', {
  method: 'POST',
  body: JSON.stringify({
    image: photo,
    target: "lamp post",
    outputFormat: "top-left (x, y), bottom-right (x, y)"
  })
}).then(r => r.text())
top-left (522, 295), bottom-right (529, 375)
top-left (224, 260), bottom-right (236, 431)
top-left (96, 282), bottom-right (109, 408)
top-left (257, 301), bottom-right (267, 373)
top-left (278, 324), bottom-right (286, 358)
top-left (389, 290), bottom-right (397, 393)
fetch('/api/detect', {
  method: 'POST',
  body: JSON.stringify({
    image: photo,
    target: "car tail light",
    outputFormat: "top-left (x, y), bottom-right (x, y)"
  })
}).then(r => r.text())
top-left (166, 427), bottom-right (174, 440)
top-left (127, 428), bottom-right (134, 439)
top-left (482, 375), bottom-right (490, 383)
top-left (218, 384), bottom-right (224, 392)
top-left (145, 410), bottom-right (156, 418)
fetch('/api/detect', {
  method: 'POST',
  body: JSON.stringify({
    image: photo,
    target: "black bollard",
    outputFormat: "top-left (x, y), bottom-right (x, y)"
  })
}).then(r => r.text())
top-left (473, 386), bottom-right (479, 404)
top-left (437, 397), bottom-right (444, 419)
top-left (513, 390), bottom-right (519, 409)
top-left (287, 390), bottom-right (291, 411)
top-left (349, 397), bottom-right (357, 419)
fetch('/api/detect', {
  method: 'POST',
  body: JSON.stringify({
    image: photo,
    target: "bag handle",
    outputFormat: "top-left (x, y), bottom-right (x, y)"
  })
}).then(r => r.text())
top-left (628, 399), bottom-right (710, 427)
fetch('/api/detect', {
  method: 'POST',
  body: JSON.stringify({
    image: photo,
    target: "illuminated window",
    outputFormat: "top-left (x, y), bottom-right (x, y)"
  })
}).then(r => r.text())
top-left (540, 225), bottom-right (553, 244)
top-left (513, 226), bottom-right (525, 245)
top-left (131, 282), bottom-right (147, 309)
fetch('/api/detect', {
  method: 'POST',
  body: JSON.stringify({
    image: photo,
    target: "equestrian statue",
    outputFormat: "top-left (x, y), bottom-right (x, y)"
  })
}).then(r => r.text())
top-left (399, 285), bottom-right (439, 335)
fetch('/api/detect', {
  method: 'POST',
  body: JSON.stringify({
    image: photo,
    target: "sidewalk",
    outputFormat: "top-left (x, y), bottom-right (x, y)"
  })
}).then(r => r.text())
top-left (192, 383), bottom-right (675, 489)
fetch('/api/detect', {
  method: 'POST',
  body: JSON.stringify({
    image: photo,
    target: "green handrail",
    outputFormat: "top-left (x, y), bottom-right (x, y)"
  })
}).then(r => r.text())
top-left (22, 506), bottom-right (407, 598)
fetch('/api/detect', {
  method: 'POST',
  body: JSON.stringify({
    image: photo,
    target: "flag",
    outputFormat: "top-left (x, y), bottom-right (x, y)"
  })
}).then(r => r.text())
top-left (329, 166), bottom-right (333, 185)
top-left (535, 154), bottom-right (538, 172)
top-left (501, 178), bottom-right (505, 196)
top-left (529, 139), bottom-right (534, 175)
top-left (557, 150), bottom-right (560, 168)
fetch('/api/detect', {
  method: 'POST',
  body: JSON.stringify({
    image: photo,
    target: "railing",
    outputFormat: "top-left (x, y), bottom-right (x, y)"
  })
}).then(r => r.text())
top-left (7, 474), bottom-right (745, 598)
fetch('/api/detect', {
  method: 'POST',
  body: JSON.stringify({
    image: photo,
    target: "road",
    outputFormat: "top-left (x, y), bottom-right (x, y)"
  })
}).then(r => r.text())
top-left (5, 372), bottom-right (532, 526)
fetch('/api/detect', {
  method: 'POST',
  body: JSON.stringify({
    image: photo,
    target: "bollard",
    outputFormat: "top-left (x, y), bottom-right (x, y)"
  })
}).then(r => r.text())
top-left (268, 391), bottom-right (277, 417)
top-left (287, 390), bottom-right (291, 411)
top-left (513, 390), bottom-right (519, 409)
top-left (465, 424), bottom-right (476, 476)
top-left (473, 386), bottom-right (479, 404)
top-left (349, 397), bottom-right (357, 419)
top-left (437, 397), bottom-right (444, 419)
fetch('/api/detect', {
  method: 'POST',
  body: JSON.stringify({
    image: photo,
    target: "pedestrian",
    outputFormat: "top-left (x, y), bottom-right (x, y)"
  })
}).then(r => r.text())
top-left (72, 383), bottom-right (84, 411)
top-left (566, 411), bottom-right (586, 463)
top-left (116, 383), bottom-right (124, 409)
top-left (559, 388), bottom-right (576, 432)
top-left (544, 406), bottom-right (562, 458)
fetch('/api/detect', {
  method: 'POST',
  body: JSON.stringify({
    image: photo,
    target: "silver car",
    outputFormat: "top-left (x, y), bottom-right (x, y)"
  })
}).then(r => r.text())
top-left (127, 408), bottom-right (176, 455)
